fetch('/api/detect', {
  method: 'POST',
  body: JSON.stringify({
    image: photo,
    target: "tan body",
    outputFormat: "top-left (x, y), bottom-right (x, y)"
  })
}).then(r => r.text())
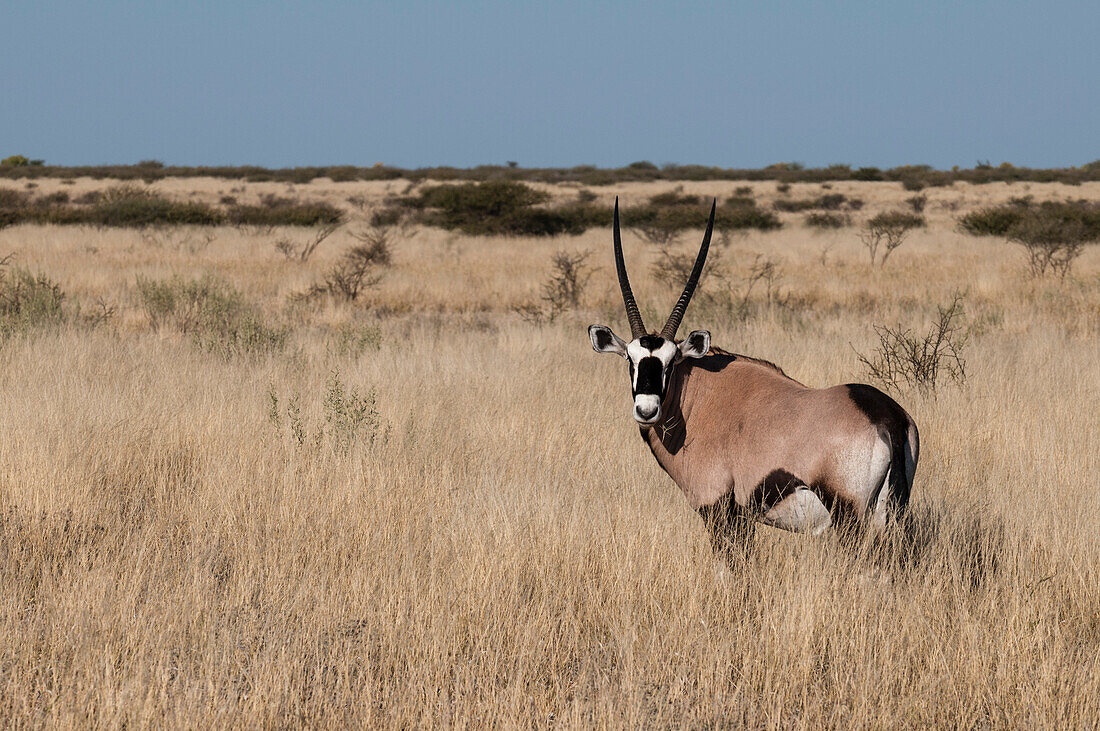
top-left (640, 348), bottom-right (919, 535)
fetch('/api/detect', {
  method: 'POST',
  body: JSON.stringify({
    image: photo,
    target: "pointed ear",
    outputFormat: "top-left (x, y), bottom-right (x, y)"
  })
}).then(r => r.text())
top-left (589, 325), bottom-right (628, 358)
top-left (678, 330), bottom-right (710, 360)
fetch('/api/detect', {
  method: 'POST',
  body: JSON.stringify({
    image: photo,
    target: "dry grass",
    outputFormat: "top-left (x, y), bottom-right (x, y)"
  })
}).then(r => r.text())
top-left (0, 178), bottom-right (1097, 727)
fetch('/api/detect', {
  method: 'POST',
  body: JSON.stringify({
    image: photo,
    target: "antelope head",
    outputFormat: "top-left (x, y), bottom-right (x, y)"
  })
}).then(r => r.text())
top-left (589, 198), bottom-right (714, 425)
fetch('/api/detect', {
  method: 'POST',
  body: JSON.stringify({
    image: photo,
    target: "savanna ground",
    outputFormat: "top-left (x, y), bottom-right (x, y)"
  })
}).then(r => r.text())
top-left (0, 176), bottom-right (1097, 727)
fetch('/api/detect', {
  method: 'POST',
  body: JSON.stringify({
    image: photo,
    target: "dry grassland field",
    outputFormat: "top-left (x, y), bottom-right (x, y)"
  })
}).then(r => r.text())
top-left (0, 176), bottom-right (1098, 727)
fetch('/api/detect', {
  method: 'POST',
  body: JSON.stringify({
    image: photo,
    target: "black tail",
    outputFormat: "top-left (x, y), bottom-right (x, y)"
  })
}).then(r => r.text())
top-left (886, 426), bottom-right (911, 516)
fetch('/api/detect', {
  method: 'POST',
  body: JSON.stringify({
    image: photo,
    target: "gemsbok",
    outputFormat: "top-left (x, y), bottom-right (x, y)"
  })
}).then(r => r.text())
top-left (589, 199), bottom-right (919, 554)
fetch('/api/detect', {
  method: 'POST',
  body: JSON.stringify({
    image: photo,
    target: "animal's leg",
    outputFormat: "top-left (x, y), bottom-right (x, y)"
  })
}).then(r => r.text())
top-left (870, 465), bottom-right (895, 533)
top-left (698, 496), bottom-right (755, 566)
top-left (871, 422), bottom-right (919, 532)
top-left (760, 488), bottom-right (833, 535)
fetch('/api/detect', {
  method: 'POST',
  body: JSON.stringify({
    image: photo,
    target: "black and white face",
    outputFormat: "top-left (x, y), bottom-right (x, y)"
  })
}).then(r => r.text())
top-left (588, 325), bottom-right (711, 425)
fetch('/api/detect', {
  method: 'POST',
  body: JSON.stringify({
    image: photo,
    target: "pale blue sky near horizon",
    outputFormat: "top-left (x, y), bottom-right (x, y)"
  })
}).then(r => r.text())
top-left (3, 1), bottom-right (1097, 170)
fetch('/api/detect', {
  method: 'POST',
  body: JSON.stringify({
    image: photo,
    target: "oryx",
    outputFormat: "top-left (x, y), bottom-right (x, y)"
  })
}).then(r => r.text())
top-left (589, 199), bottom-right (918, 552)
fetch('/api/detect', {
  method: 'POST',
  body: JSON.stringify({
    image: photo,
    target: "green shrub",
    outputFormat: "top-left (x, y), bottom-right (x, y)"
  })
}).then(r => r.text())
top-left (628, 205), bottom-right (697, 245)
top-left (718, 203), bottom-right (782, 231)
top-left (322, 371), bottom-right (381, 453)
top-left (0, 191), bottom-right (27, 228)
top-left (1006, 203), bottom-right (1100, 278)
top-left (805, 212), bottom-right (849, 229)
top-left (958, 199), bottom-right (1100, 240)
top-left (906, 194), bottom-right (928, 213)
top-left (135, 275), bottom-right (285, 356)
top-left (226, 197), bottom-right (342, 227)
top-left (194, 313), bottom-right (287, 358)
top-left (413, 181), bottom-right (547, 215)
top-left (326, 166), bottom-right (360, 182)
top-left (1029, 200), bottom-right (1100, 239)
top-left (326, 323), bottom-right (382, 358)
top-left (868, 210), bottom-right (925, 230)
top-left (629, 196), bottom-right (781, 244)
top-left (773, 194), bottom-right (850, 212)
top-left (958, 206), bottom-right (1027, 236)
top-left (0, 183), bottom-right (342, 228)
top-left (400, 181), bottom-right (604, 236)
top-left (0, 263), bottom-right (66, 336)
top-left (770, 196), bottom-right (814, 211)
top-left (268, 372), bottom-right (381, 453)
top-left (88, 185), bottom-right (222, 227)
top-left (852, 167), bottom-right (883, 181)
top-left (647, 189), bottom-right (700, 207)
top-left (0, 188), bottom-right (31, 227)
top-left (0, 188), bottom-right (30, 209)
top-left (0, 184), bottom-right (223, 227)
top-left (37, 191), bottom-right (70, 205)
top-left (407, 181), bottom-right (548, 234)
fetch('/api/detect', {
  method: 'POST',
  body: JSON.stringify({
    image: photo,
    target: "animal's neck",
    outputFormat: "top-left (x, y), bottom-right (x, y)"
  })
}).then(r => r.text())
top-left (640, 363), bottom-right (694, 474)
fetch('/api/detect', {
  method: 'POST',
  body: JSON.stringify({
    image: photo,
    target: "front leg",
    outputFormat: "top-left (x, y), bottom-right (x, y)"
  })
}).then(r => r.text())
top-left (697, 495), bottom-right (755, 566)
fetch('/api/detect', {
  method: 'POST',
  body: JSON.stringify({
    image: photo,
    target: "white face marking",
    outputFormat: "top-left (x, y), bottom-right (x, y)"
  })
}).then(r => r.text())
top-left (625, 340), bottom-right (649, 364)
top-left (626, 340), bottom-right (678, 388)
top-left (633, 394), bottom-right (661, 423)
top-left (626, 338), bottom-right (680, 424)
top-left (626, 340), bottom-right (678, 363)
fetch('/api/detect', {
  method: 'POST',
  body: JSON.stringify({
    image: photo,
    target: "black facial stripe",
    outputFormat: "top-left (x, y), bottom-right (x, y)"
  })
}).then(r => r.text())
top-left (638, 335), bottom-right (666, 351)
top-left (634, 356), bottom-right (664, 396)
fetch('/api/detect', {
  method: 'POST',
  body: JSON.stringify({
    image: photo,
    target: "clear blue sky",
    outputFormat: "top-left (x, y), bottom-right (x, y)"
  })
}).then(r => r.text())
top-left (3, 1), bottom-right (1097, 169)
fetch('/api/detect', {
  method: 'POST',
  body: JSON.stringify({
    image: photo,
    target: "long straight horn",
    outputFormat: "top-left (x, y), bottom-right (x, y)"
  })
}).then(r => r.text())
top-left (661, 198), bottom-right (716, 340)
top-left (613, 197), bottom-right (647, 339)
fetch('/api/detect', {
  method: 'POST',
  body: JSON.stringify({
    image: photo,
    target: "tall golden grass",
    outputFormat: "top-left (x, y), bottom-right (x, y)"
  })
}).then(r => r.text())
top-left (0, 178), bottom-right (1097, 726)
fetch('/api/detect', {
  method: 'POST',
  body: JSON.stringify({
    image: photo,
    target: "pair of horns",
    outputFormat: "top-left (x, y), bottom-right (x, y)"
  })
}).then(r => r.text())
top-left (613, 196), bottom-right (715, 341)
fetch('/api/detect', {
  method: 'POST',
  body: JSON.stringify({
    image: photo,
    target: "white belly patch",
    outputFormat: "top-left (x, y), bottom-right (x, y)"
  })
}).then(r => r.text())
top-left (761, 488), bottom-right (833, 535)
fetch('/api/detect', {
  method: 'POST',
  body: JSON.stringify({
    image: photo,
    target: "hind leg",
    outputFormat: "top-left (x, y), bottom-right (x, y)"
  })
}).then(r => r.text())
top-left (871, 428), bottom-right (919, 532)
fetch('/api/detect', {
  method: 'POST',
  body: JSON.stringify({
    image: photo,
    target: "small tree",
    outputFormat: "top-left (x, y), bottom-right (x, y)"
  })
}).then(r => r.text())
top-left (317, 239), bottom-right (392, 302)
top-left (514, 250), bottom-right (593, 324)
top-left (540, 250), bottom-right (593, 321)
top-left (1008, 209), bottom-right (1092, 279)
top-left (275, 222), bottom-right (342, 262)
top-left (349, 208), bottom-right (409, 252)
top-left (906, 194), bottom-right (928, 213)
top-left (650, 245), bottom-right (726, 290)
top-left (633, 220), bottom-right (680, 247)
top-left (855, 292), bottom-right (968, 395)
top-left (859, 211), bottom-right (924, 267)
